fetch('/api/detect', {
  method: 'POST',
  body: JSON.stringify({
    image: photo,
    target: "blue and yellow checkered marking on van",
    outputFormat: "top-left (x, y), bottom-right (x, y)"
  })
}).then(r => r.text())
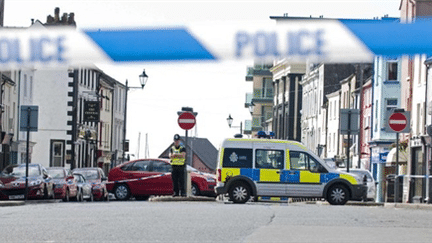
top-left (221, 167), bottom-right (357, 184)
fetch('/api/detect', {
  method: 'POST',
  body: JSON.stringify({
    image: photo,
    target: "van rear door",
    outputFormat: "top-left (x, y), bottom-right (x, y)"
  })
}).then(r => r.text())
top-left (254, 143), bottom-right (286, 197)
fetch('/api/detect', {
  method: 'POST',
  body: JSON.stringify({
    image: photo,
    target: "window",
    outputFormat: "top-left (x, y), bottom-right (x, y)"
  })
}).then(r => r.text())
top-left (29, 76), bottom-right (33, 100)
top-left (121, 163), bottom-right (134, 171)
top-left (289, 151), bottom-right (327, 173)
top-left (152, 161), bottom-right (172, 172)
top-left (23, 74), bottom-right (27, 97)
top-left (255, 149), bottom-right (284, 169)
top-left (386, 98), bottom-right (398, 111)
top-left (222, 148), bottom-right (252, 168)
top-left (51, 141), bottom-right (64, 167)
top-left (105, 93), bottom-right (110, 111)
top-left (387, 61), bottom-right (398, 81)
top-left (334, 100), bottom-right (337, 119)
top-left (131, 160), bottom-right (151, 171)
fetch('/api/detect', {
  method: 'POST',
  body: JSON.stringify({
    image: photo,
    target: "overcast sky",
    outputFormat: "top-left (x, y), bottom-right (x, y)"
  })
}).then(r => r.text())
top-left (4, 0), bottom-right (401, 159)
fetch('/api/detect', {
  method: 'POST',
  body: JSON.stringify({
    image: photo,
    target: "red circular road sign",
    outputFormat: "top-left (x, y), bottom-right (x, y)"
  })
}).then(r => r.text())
top-left (178, 112), bottom-right (196, 130)
top-left (388, 112), bottom-right (407, 132)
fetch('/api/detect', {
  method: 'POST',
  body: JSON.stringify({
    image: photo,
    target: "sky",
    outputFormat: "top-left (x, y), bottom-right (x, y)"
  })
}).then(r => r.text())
top-left (3, 0), bottom-right (402, 159)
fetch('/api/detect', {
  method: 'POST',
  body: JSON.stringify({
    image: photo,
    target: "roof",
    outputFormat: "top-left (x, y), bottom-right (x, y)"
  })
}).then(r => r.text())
top-left (159, 136), bottom-right (218, 171)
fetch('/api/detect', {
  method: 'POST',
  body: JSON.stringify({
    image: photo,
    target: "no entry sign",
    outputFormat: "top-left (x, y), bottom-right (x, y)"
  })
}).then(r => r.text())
top-left (178, 112), bottom-right (196, 130)
top-left (388, 112), bottom-right (408, 132)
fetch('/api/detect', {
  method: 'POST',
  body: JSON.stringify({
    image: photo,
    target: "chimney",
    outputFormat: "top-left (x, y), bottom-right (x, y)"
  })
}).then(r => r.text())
top-left (68, 13), bottom-right (76, 26)
top-left (61, 13), bottom-right (68, 24)
top-left (54, 7), bottom-right (60, 22)
top-left (0, 0), bottom-right (4, 27)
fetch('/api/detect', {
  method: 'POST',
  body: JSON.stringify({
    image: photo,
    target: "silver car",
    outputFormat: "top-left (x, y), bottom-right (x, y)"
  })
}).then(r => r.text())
top-left (339, 169), bottom-right (376, 201)
top-left (72, 173), bottom-right (93, 202)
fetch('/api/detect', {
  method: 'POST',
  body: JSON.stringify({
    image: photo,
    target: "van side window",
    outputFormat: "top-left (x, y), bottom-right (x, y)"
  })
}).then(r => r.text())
top-left (222, 148), bottom-right (252, 168)
top-left (289, 151), bottom-right (326, 173)
top-left (255, 149), bottom-right (284, 169)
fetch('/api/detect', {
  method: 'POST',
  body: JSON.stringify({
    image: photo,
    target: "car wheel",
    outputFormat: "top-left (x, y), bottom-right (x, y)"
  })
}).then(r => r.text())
top-left (50, 186), bottom-right (55, 199)
top-left (135, 196), bottom-right (150, 201)
top-left (229, 182), bottom-right (251, 204)
top-left (191, 184), bottom-right (200, 196)
top-left (327, 184), bottom-right (349, 205)
top-left (77, 190), bottom-right (84, 202)
top-left (88, 192), bottom-right (94, 202)
top-left (104, 190), bottom-right (110, 202)
top-left (62, 189), bottom-right (70, 202)
top-left (43, 187), bottom-right (49, 200)
top-left (114, 184), bottom-right (131, 201)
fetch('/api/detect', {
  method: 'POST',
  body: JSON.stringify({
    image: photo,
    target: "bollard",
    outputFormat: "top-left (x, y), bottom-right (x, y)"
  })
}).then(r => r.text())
top-left (186, 170), bottom-right (192, 197)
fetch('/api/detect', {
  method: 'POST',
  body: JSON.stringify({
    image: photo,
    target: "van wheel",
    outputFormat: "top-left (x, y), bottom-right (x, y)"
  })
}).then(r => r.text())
top-left (229, 182), bottom-right (250, 204)
top-left (327, 185), bottom-right (349, 205)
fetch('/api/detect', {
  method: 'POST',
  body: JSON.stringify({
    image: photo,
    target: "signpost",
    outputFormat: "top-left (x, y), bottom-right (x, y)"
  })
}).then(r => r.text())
top-left (388, 113), bottom-right (408, 132)
top-left (177, 112), bottom-right (196, 130)
top-left (385, 109), bottom-right (410, 203)
top-left (339, 109), bottom-right (359, 172)
top-left (177, 108), bottom-right (197, 197)
top-left (83, 101), bottom-right (100, 122)
top-left (20, 106), bottom-right (39, 201)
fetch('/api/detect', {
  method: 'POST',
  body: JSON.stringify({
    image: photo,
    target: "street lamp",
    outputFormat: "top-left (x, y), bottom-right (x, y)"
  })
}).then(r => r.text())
top-left (139, 69), bottom-right (149, 88)
top-left (227, 114), bottom-right (242, 135)
top-left (122, 69), bottom-right (148, 163)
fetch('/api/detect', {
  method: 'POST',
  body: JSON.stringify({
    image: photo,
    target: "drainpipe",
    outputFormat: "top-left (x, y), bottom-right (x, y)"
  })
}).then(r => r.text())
top-left (424, 58), bottom-right (431, 203)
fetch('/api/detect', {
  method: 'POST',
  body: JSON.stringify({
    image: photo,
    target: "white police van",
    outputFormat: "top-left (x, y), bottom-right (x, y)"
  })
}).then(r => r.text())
top-left (215, 138), bottom-right (367, 205)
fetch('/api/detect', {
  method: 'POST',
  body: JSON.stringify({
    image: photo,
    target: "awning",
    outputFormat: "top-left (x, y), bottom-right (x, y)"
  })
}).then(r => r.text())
top-left (386, 147), bottom-right (408, 165)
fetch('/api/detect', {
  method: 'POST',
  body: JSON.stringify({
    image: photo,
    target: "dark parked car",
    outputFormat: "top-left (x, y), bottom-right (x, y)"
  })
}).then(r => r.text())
top-left (72, 168), bottom-right (109, 201)
top-left (0, 164), bottom-right (54, 200)
top-left (72, 173), bottom-right (93, 202)
top-left (47, 167), bottom-right (78, 202)
top-left (106, 158), bottom-right (217, 201)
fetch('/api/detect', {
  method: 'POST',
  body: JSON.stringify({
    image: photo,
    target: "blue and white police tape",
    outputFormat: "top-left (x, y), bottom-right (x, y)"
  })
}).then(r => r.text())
top-left (105, 173), bottom-right (170, 185)
top-left (2, 19), bottom-right (432, 70)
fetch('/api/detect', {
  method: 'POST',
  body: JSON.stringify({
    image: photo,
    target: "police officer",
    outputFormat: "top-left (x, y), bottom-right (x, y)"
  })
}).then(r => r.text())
top-left (169, 134), bottom-right (186, 197)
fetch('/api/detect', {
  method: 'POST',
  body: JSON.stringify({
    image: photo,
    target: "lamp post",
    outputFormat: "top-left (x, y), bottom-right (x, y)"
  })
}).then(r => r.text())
top-left (122, 69), bottom-right (148, 163)
top-left (227, 114), bottom-right (242, 135)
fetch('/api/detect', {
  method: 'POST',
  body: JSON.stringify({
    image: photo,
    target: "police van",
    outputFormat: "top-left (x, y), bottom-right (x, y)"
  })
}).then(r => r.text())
top-left (215, 138), bottom-right (367, 205)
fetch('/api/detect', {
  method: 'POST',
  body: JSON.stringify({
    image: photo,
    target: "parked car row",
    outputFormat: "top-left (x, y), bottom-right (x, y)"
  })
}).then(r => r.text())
top-left (0, 164), bottom-right (109, 202)
top-left (0, 160), bottom-right (217, 202)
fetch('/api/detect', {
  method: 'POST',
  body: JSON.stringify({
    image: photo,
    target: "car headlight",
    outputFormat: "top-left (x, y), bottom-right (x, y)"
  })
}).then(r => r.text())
top-left (206, 177), bottom-right (216, 183)
top-left (30, 180), bottom-right (42, 186)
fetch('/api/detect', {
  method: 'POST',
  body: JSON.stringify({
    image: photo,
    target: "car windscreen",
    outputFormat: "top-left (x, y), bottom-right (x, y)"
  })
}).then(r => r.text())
top-left (47, 169), bottom-right (66, 179)
top-left (6, 166), bottom-right (40, 177)
top-left (74, 170), bottom-right (99, 180)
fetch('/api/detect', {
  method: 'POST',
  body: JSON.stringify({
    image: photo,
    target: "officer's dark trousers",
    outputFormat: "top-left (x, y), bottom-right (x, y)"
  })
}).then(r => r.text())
top-left (172, 165), bottom-right (185, 195)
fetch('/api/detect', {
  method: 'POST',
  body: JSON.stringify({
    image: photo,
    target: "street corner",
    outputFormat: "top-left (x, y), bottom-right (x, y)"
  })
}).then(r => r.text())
top-left (149, 195), bottom-right (216, 202)
top-left (0, 200), bottom-right (25, 207)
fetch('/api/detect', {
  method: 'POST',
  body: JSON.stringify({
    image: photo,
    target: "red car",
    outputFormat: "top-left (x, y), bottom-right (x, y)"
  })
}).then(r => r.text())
top-left (106, 158), bottom-right (217, 201)
top-left (0, 164), bottom-right (54, 200)
top-left (47, 167), bottom-right (78, 202)
top-left (72, 168), bottom-right (109, 201)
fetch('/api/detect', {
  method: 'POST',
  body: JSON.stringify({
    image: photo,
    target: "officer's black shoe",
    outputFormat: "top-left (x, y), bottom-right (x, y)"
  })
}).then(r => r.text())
top-left (181, 193), bottom-right (186, 197)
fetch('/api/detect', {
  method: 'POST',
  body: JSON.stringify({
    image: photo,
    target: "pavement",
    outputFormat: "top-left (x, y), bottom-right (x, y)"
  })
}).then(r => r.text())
top-left (2, 197), bottom-right (432, 210)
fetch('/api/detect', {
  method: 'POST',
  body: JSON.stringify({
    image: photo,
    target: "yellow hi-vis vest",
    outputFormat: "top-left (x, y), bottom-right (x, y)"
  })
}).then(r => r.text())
top-left (171, 146), bottom-right (185, 165)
